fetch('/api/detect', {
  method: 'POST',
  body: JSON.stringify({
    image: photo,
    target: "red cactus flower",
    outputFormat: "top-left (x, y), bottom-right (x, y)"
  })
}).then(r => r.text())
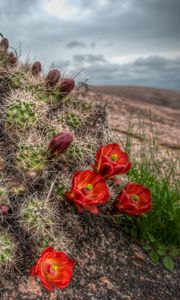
top-left (92, 144), bottom-right (131, 179)
top-left (0, 37), bottom-right (9, 50)
top-left (30, 247), bottom-right (75, 292)
top-left (48, 131), bottom-right (73, 156)
top-left (60, 78), bottom-right (75, 95)
top-left (115, 182), bottom-right (152, 216)
top-left (46, 69), bottom-right (60, 88)
top-left (8, 52), bottom-right (17, 65)
top-left (65, 170), bottom-right (110, 214)
top-left (32, 61), bottom-right (42, 76)
top-left (0, 204), bottom-right (10, 215)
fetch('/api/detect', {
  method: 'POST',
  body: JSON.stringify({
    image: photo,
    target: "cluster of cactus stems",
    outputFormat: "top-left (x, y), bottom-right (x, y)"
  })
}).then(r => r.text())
top-left (1, 34), bottom-right (154, 292)
top-left (0, 34), bottom-right (103, 275)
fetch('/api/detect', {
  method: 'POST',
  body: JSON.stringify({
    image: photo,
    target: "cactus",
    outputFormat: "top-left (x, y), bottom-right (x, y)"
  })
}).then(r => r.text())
top-left (8, 71), bottom-right (26, 89)
top-left (6, 101), bottom-right (37, 128)
top-left (66, 112), bottom-right (81, 129)
top-left (16, 145), bottom-right (47, 173)
top-left (19, 198), bottom-right (57, 241)
top-left (0, 232), bottom-right (16, 272)
top-left (0, 33), bottom-right (106, 279)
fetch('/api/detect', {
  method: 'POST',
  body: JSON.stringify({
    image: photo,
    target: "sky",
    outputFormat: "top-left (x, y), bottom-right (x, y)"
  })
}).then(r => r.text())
top-left (0, 0), bottom-right (180, 89)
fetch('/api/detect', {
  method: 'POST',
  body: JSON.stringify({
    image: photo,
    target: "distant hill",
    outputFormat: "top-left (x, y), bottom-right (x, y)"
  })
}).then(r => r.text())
top-left (89, 85), bottom-right (180, 109)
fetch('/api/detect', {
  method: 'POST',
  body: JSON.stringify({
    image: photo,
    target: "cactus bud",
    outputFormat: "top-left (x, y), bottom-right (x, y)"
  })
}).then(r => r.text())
top-left (48, 131), bottom-right (73, 156)
top-left (60, 78), bottom-right (75, 95)
top-left (45, 69), bottom-right (60, 88)
top-left (8, 52), bottom-right (17, 65)
top-left (0, 204), bottom-right (10, 215)
top-left (0, 37), bottom-right (9, 50)
top-left (32, 61), bottom-right (42, 76)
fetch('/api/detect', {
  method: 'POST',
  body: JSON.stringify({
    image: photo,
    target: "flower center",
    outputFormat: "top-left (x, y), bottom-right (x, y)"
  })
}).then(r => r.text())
top-left (50, 264), bottom-right (58, 273)
top-left (85, 184), bottom-right (93, 191)
top-left (111, 153), bottom-right (118, 161)
top-left (131, 194), bottom-right (140, 202)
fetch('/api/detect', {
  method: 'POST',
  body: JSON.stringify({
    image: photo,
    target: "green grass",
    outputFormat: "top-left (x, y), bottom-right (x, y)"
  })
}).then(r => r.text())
top-left (113, 124), bottom-right (180, 269)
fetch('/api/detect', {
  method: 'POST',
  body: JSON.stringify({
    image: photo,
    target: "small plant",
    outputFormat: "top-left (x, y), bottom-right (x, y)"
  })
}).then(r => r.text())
top-left (32, 84), bottom-right (59, 103)
top-left (6, 101), bottom-right (37, 128)
top-left (36, 89), bottom-right (50, 103)
top-left (8, 71), bottom-right (27, 89)
top-left (65, 98), bottom-right (91, 112)
top-left (146, 243), bottom-right (179, 271)
top-left (0, 232), bottom-right (16, 271)
top-left (66, 112), bottom-right (81, 129)
top-left (66, 144), bottom-right (83, 161)
top-left (45, 126), bottom-right (59, 139)
top-left (19, 198), bottom-right (56, 240)
top-left (16, 145), bottom-right (47, 172)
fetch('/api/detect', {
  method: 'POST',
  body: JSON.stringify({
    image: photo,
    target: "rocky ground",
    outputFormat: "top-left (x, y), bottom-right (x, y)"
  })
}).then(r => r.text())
top-left (0, 89), bottom-right (180, 300)
top-left (89, 90), bottom-right (180, 152)
top-left (1, 212), bottom-right (180, 300)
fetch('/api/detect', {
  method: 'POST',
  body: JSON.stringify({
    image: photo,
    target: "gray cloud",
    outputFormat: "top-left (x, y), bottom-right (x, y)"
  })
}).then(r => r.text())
top-left (67, 55), bottom-right (180, 89)
top-left (66, 41), bottom-right (86, 48)
top-left (91, 42), bottom-right (96, 48)
top-left (73, 54), bottom-right (107, 64)
top-left (0, 0), bottom-right (179, 89)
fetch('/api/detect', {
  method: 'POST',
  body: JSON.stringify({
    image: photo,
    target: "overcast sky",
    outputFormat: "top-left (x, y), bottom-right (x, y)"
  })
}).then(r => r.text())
top-left (0, 0), bottom-right (180, 89)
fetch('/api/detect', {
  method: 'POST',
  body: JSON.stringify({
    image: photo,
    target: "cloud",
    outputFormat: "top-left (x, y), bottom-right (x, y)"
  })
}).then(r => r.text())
top-left (0, 0), bottom-right (179, 89)
top-left (66, 55), bottom-right (180, 89)
top-left (0, 0), bottom-right (40, 20)
top-left (73, 54), bottom-right (107, 64)
top-left (66, 41), bottom-right (86, 48)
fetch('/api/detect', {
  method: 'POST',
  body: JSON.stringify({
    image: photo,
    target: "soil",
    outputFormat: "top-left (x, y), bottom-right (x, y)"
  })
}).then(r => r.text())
top-left (90, 85), bottom-right (180, 109)
top-left (89, 90), bottom-right (180, 152)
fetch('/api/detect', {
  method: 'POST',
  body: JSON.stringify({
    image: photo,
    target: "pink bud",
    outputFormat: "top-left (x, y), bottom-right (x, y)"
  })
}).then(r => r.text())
top-left (0, 37), bottom-right (9, 50)
top-left (60, 78), bottom-right (75, 95)
top-left (48, 132), bottom-right (73, 156)
top-left (8, 52), bottom-right (17, 65)
top-left (45, 69), bottom-right (60, 88)
top-left (32, 61), bottom-right (42, 76)
top-left (0, 205), bottom-right (10, 215)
